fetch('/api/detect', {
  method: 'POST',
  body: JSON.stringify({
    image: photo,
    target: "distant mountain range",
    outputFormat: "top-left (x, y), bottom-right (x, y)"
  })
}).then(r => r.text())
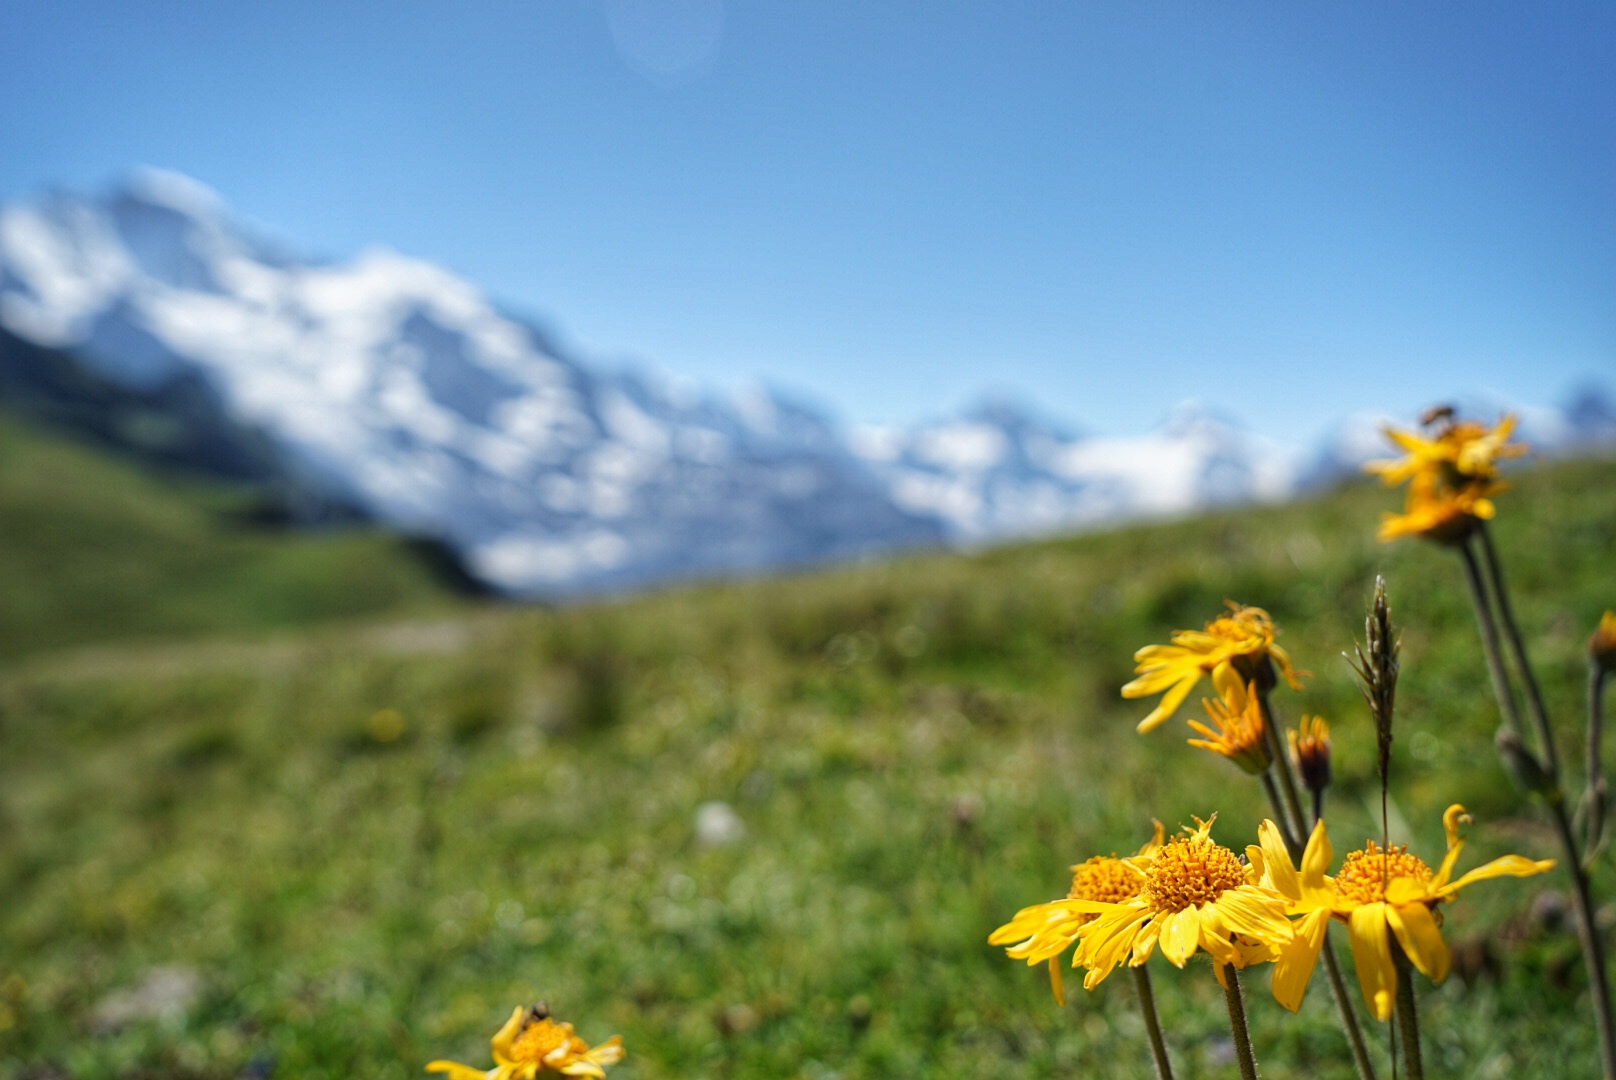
top-left (1, 170), bottom-right (1611, 596)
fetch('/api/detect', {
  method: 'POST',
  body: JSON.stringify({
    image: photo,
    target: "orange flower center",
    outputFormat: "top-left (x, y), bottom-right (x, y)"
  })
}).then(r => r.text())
top-left (1334, 843), bottom-right (1433, 905)
top-left (1143, 835), bottom-right (1245, 913)
top-left (1068, 856), bottom-right (1142, 906)
top-left (509, 1018), bottom-right (581, 1065)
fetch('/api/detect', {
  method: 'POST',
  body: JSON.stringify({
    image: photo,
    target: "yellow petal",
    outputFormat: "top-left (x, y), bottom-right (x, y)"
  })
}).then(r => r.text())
top-left (1348, 904), bottom-right (1396, 1021)
top-left (1387, 902), bottom-right (1450, 984)
top-left (1300, 818), bottom-right (1333, 894)
top-left (1210, 660), bottom-right (1245, 702)
top-left (1257, 819), bottom-right (1299, 900)
top-left (1048, 956), bottom-right (1066, 1006)
top-left (1135, 673), bottom-right (1199, 733)
top-left (1272, 908), bottom-right (1331, 1013)
top-left (425, 1063), bottom-right (492, 1080)
top-left (490, 1007), bottom-right (526, 1063)
top-left (1208, 886), bottom-right (1293, 945)
top-left (1159, 905), bottom-right (1202, 967)
top-left (1445, 855), bottom-right (1556, 894)
top-left (589, 1038), bottom-right (625, 1066)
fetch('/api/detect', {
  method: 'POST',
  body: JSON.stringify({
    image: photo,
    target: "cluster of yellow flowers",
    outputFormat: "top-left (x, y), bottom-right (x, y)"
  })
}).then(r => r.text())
top-left (992, 769), bottom-right (1550, 1025)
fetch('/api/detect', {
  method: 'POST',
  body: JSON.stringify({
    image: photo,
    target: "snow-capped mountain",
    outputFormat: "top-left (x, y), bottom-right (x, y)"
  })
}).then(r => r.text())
top-left (850, 401), bottom-right (1305, 542)
top-left (0, 170), bottom-right (940, 594)
top-left (0, 171), bottom-right (1610, 596)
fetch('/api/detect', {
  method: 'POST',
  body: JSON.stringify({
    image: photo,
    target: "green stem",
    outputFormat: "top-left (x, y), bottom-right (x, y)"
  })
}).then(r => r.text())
top-left (1390, 937), bottom-right (1424, 1080)
top-left (1132, 965), bottom-right (1175, 1080)
top-left (1258, 691), bottom-right (1308, 848)
top-left (1478, 523), bottom-right (1560, 778)
top-left (1457, 541), bottom-right (1616, 1080)
top-left (1220, 962), bottom-right (1260, 1080)
top-left (1259, 767), bottom-right (1378, 1080)
top-left (1590, 665), bottom-right (1608, 861)
top-left (1457, 540), bottom-right (1528, 742)
top-left (1322, 936), bottom-right (1379, 1080)
top-left (1547, 793), bottom-right (1616, 1080)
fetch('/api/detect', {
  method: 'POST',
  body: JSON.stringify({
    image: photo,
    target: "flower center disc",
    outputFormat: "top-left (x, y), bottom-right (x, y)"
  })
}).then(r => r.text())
top-left (1335, 843), bottom-right (1433, 905)
top-left (510, 1019), bottom-right (572, 1065)
top-left (1143, 836), bottom-right (1245, 913)
top-left (1069, 856), bottom-right (1141, 905)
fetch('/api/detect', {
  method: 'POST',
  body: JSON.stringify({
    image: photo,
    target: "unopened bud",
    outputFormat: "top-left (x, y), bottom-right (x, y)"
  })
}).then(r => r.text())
top-left (1591, 611), bottom-right (1616, 674)
top-left (1496, 729), bottom-right (1554, 795)
top-left (1290, 716), bottom-right (1332, 795)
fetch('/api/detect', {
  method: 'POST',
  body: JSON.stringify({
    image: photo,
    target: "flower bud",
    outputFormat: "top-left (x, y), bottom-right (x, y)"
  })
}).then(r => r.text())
top-left (1591, 611), bottom-right (1616, 675)
top-left (1289, 716), bottom-right (1332, 796)
top-left (1496, 729), bottom-right (1554, 795)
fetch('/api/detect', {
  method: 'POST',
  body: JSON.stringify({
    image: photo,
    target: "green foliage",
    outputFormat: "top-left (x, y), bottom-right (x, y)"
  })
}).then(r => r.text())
top-left (0, 412), bottom-right (470, 658)
top-left (0, 449), bottom-right (1614, 1078)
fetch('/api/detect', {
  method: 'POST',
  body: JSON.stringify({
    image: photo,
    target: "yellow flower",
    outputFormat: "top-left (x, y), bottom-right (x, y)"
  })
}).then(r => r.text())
top-left (1249, 807), bottom-right (1554, 1019)
top-left (1367, 412), bottom-right (1526, 545)
top-left (1123, 603), bottom-right (1306, 732)
top-left (1375, 471), bottom-right (1501, 545)
top-left (1366, 412), bottom-right (1525, 487)
top-left (428, 1004), bottom-right (625, 1080)
top-left (1591, 611), bottom-right (1616, 674)
top-left (1071, 816), bottom-right (1293, 990)
top-left (989, 822), bottom-right (1164, 1004)
top-left (1187, 679), bottom-right (1271, 775)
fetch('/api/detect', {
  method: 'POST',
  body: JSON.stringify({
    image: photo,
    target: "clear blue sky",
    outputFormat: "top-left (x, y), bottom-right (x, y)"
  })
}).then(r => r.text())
top-left (2, 1), bottom-right (1612, 441)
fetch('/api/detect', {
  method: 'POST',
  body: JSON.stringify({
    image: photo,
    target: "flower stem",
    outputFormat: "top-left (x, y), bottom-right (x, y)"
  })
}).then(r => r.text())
top-left (1456, 541), bottom-right (1527, 743)
top-left (1220, 962), bottom-right (1260, 1080)
top-left (1322, 935), bottom-right (1379, 1080)
top-left (1479, 523), bottom-right (1560, 778)
top-left (1131, 965), bottom-right (1175, 1080)
top-left (1258, 691), bottom-right (1307, 847)
top-left (1589, 663), bottom-right (1608, 863)
top-left (1259, 767), bottom-right (1378, 1080)
top-left (1457, 538), bottom-right (1616, 1080)
top-left (1390, 937), bottom-right (1424, 1080)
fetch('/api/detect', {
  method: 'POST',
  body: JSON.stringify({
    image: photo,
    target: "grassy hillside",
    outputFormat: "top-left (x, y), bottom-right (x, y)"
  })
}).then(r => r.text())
top-left (1, 449), bottom-right (1614, 1079)
top-left (0, 412), bottom-right (472, 658)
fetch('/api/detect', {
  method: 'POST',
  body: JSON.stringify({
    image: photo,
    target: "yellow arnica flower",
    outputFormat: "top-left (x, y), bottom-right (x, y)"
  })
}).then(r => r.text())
top-left (1367, 412), bottom-right (1526, 545)
top-left (1187, 678), bottom-right (1271, 775)
top-left (1375, 471), bottom-right (1502, 545)
top-left (1249, 806), bottom-right (1554, 1019)
top-left (1366, 412), bottom-right (1525, 487)
top-left (428, 1004), bottom-right (625, 1080)
top-left (1070, 816), bottom-right (1293, 990)
top-left (1123, 603), bottom-right (1305, 732)
top-left (989, 822), bottom-right (1164, 1004)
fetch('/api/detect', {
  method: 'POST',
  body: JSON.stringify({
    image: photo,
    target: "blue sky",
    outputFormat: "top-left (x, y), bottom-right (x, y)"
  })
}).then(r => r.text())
top-left (1, 1), bottom-right (1612, 442)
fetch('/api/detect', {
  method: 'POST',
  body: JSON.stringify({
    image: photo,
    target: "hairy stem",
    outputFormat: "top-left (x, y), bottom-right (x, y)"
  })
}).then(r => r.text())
top-left (1258, 692), bottom-right (1307, 848)
top-left (1132, 965), bottom-right (1175, 1080)
top-left (1591, 665), bottom-right (1608, 861)
top-left (1548, 795), bottom-right (1616, 1080)
top-left (1322, 937), bottom-right (1379, 1080)
top-left (1220, 962), bottom-right (1260, 1080)
top-left (1390, 938), bottom-right (1424, 1080)
top-left (1479, 523), bottom-right (1560, 778)
top-left (1458, 540), bottom-right (1616, 1080)
top-left (1258, 772), bottom-right (1376, 1080)
top-left (1457, 540), bottom-right (1527, 742)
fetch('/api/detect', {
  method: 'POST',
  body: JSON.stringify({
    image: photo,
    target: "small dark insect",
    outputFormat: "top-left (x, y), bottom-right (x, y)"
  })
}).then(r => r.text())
top-left (1419, 404), bottom-right (1456, 427)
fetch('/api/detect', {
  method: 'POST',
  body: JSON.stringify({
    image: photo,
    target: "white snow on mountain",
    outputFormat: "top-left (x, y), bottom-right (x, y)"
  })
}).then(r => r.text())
top-left (852, 401), bottom-right (1308, 542)
top-left (0, 170), bottom-right (1611, 595)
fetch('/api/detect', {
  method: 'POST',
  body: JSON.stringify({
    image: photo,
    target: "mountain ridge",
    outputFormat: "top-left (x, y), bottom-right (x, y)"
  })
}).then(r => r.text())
top-left (1, 170), bottom-right (1610, 596)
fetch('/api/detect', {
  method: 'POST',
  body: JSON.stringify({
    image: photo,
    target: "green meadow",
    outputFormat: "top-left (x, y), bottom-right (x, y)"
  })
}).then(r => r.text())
top-left (2, 412), bottom-right (1614, 1079)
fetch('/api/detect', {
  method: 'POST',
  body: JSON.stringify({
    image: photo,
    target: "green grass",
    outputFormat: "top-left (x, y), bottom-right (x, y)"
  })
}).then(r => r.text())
top-left (0, 411), bottom-right (472, 658)
top-left (1, 443), bottom-right (1614, 1079)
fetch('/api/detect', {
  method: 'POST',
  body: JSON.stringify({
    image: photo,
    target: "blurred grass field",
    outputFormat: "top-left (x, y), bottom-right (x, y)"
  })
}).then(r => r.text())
top-left (1, 412), bottom-right (1614, 1079)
